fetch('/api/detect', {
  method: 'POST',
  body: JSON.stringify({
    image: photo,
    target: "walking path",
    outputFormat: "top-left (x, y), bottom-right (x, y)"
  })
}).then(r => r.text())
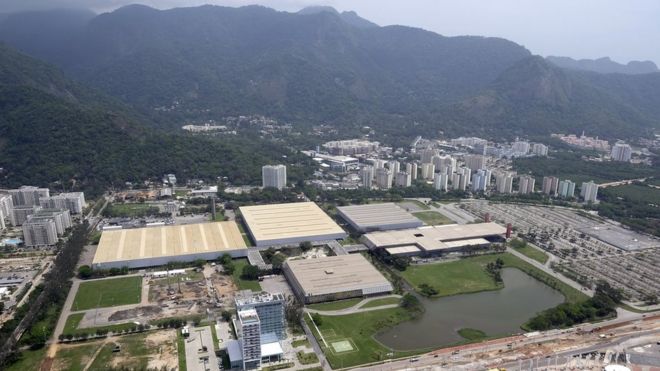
top-left (304, 295), bottom-right (402, 316)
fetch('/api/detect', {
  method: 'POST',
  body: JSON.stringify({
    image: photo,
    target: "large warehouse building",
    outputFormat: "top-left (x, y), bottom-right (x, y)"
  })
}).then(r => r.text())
top-left (92, 221), bottom-right (248, 269)
top-left (336, 203), bottom-right (424, 232)
top-left (363, 222), bottom-right (507, 257)
top-left (240, 202), bottom-right (347, 247)
top-left (283, 254), bottom-right (393, 304)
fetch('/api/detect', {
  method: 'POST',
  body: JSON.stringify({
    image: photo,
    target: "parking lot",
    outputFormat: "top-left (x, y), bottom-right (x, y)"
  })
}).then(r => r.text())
top-left (461, 201), bottom-right (660, 304)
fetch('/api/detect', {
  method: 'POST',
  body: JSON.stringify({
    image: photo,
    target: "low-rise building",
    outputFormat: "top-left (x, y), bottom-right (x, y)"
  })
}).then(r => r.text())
top-left (337, 203), bottom-right (424, 232)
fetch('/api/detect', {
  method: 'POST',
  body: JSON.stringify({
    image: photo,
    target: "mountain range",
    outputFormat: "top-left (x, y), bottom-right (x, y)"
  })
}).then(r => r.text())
top-left (0, 4), bottom-right (659, 190)
top-left (547, 56), bottom-right (659, 75)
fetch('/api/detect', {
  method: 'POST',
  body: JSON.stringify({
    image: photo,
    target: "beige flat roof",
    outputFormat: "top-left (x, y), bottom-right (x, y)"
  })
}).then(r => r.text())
top-left (337, 203), bottom-right (423, 230)
top-left (93, 221), bottom-right (247, 264)
top-left (239, 202), bottom-right (346, 245)
top-left (284, 255), bottom-right (392, 296)
top-left (364, 222), bottom-right (506, 252)
top-left (385, 245), bottom-right (421, 255)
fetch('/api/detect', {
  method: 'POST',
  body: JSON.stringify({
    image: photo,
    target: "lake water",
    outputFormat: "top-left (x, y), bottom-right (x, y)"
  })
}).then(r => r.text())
top-left (375, 268), bottom-right (564, 350)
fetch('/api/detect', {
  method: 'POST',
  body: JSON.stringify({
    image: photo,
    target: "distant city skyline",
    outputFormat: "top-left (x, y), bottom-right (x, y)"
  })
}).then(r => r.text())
top-left (1, 0), bottom-right (659, 65)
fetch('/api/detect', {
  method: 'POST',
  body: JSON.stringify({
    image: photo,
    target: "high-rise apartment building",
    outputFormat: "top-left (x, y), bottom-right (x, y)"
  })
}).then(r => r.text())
top-left (22, 218), bottom-right (58, 247)
top-left (610, 142), bottom-right (632, 162)
top-left (405, 163), bottom-right (418, 180)
top-left (472, 169), bottom-right (491, 192)
top-left (581, 181), bottom-right (599, 203)
top-left (464, 155), bottom-right (486, 171)
top-left (262, 165), bottom-right (287, 190)
top-left (235, 291), bottom-right (286, 340)
top-left (512, 141), bottom-right (530, 154)
top-left (10, 205), bottom-right (40, 226)
top-left (419, 148), bottom-right (439, 163)
top-left (29, 209), bottom-right (72, 235)
top-left (9, 186), bottom-right (50, 207)
top-left (375, 168), bottom-right (393, 189)
top-left (387, 160), bottom-right (400, 175)
top-left (495, 173), bottom-right (514, 194)
top-left (433, 173), bottom-right (448, 191)
top-left (359, 166), bottom-right (374, 188)
top-left (420, 163), bottom-right (435, 180)
top-left (531, 143), bottom-right (548, 156)
top-left (558, 180), bottom-right (576, 198)
top-left (395, 172), bottom-right (412, 187)
top-left (518, 175), bottom-right (535, 194)
top-left (39, 192), bottom-right (86, 214)
top-left (542, 176), bottom-right (560, 196)
top-left (0, 194), bottom-right (13, 231)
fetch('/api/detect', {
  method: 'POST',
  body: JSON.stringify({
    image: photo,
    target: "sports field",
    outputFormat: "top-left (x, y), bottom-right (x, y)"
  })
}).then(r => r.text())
top-left (72, 276), bottom-right (142, 311)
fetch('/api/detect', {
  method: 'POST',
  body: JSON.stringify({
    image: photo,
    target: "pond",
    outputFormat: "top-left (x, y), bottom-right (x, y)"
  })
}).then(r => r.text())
top-left (375, 268), bottom-right (564, 350)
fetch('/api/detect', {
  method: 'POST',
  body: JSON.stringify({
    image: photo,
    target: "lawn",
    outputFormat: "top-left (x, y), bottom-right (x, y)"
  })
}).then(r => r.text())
top-left (400, 253), bottom-right (587, 303)
top-left (177, 330), bottom-right (187, 371)
top-left (103, 203), bottom-right (160, 218)
top-left (62, 313), bottom-right (136, 336)
top-left (72, 276), bottom-right (142, 311)
top-left (398, 199), bottom-right (430, 210)
top-left (307, 298), bottom-right (362, 311)
top-left (304, 308), bottom-right (424, 368)
top-left (52, 342), bottom-right (104, 371)
top-left (231, 259), bottom-right (261, 291)
top-left (412, 211), bottom-right (454, 225)
top-left (5, 347), bottom-right (47, 371)
top-left (359, 297), bottom-right (400, 309)
top-left (400, 256), bottom-right (501, 297)
top-left (512, 244), bottom-right (549, 264)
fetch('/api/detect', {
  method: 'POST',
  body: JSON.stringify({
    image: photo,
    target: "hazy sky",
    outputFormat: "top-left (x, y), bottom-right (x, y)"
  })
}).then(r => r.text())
top-left (3, 0), bottom-right (659, 65)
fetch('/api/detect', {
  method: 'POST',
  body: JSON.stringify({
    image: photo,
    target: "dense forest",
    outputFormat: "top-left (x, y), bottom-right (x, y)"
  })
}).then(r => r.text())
top-left (1, 6), bottom-right (659, 139)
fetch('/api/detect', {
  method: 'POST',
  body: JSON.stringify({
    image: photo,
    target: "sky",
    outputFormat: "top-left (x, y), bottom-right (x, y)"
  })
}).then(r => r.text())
top-left (2, 0), bottom-right (659, 65)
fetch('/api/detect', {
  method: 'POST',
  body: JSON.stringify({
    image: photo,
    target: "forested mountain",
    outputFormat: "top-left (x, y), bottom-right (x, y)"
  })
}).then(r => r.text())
top-left (0, 5), bottom-right (659, 140)
top-left (0, 43), bottom-right (308, 194)
top-left (430, 57), bottom-right (660, 139)
top-left (547, 56), bottom-right (659, 75)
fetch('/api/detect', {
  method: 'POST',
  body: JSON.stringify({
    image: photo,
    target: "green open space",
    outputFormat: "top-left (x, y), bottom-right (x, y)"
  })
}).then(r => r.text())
top-left (52, 342), bottom-right (104, 371)
top-left (304, 308), bottom-right (424, 368)
top-left (62, 313), bottom-right (136, 336)
top-left (359, 297), bottom-right (401, 309)
top-left (400, 253), bottom-right (586, 303)
top-left (231, 259), bottom-right (261, 291)
top-left (509, 239), bottom-right (549, 264)
top-left (307, 298), bottom-right (362, 311)
top-left (398, 199), bottom-right (430, 210)
top-left (177, 331), bottom-right (187, 371)
top-left (457, 328), bottom-right (487, 341)
top-left (103, 202), bottom-right (161, 218)
top-left (87, 332), bottom-right (171, 370)
top-left (412, 211), bottom-right (454, 225)
top-left (72, 276), bottom-right (142, 311)
top-left (4, 347), bottom-right (47, 371)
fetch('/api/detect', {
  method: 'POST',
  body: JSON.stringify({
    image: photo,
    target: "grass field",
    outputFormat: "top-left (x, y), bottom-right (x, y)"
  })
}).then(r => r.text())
top-left (400, 253), bottom-right (587, 303)
top-left (412, 211), bottom-right (454, 225)
top-left (398, 199), bottom-right (430, 210)
top-left (177, 330), bottom-right (187, 371)
top-left (304, 308), bottom-right (424, 368)
top-left (231, 259), bottom-right (261, 291)
top-left (52, 342), bottom-right (104, 371)
top-left (457, 328), bottom-right (487, 341)
top-left (103, 203), bottom-right (160, 218)
top-left (359, 297), bottom-right (400, 309)
top-left (72, 276), bottom-right (142, 311)
top-left (62, 313), bottom-right (136, 336)
top-left (5, 347), bottom-right (47, 371)
top-left (292, 338), bottom-right (311, 348)
top-left (512, 244), bottom-right (549, 264)
top-left (307, 298), bottom-right (362, 311)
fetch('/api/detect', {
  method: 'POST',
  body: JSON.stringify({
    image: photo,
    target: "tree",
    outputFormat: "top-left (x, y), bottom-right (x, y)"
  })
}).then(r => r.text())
top-left (311, 313), bottom-right (323, 326)
top-left (299, 241), bottom-right (313, 252)
top-left (241, 265), bottom-right (260, 280)
top-left (78, 265), bottom-right (93, 279)
top-left (193, 259), bottom-right (206, 268)
top-left (400, 293), bottom-right (423, 314)
top-left (221, 310), bottom-right (232, 322)
top-left (271, 253), bottom-right (286, 272)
